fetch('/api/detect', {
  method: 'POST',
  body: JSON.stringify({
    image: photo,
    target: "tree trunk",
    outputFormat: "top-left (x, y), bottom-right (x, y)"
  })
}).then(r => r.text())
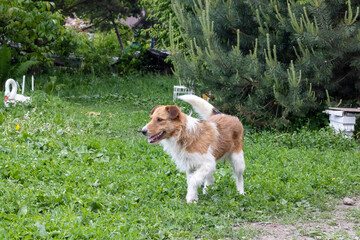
top-left (111, 18), bottom-right (125, 55)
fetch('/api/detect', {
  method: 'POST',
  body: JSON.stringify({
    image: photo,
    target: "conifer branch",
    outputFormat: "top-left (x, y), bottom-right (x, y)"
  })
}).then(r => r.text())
top-left (211, 41), bottom-right (229, 69)
top-left (302, 7), bottom-right (319, 36)
top-left (259, 6), bottom-right (270, 22)
top-left (172, 2), bottom-right (190, 35)
top-left (226, 0), bottom-right (232, 20)
top-left (169, 13), bottom-right (176, 52)
top-left (314, 4), bottom-right (330, 33)
top-left (288, 2), bottom-right (304, 34)
top-left (344, 0), bottom-right (359, 26)
top-left (189, 39), bottom-right (199, 70)
top-left (231, 29), bottom-right (241, 57)
top-left (297, 39), bottom-right (310, 60)
top-left (270, 0), bottom-right (279, 11)
top-left (241, 75), bottom-right (257, 85)
top-left (196, 0), bottom-right (229, 70)
top-left (274, 4), bottom-right (285, 25)
top-left (193, 38), bottom-right (204, 59)
top-left (307, 83), bottom-right (316, 101)
top-left (287, 60), bottom-right (301, 88)
top-left (205, 39), bottom-right (216, 61)
top-left (325, 90), bottom-right (342, 107)
top-left (293, 47), bottom-right (302, 64)
top-left (309, 0), bottom-right (323, 8)
top-left (198, 0), bottom-right (214, 40)
top-left (250, 38), bottom-right (258, 60)
top-left (256, 9), bottom-right (267, 36)
top-left (264, 34), bottom-right (277, 69)
top-left (169, 14), bottom-right (195, 77)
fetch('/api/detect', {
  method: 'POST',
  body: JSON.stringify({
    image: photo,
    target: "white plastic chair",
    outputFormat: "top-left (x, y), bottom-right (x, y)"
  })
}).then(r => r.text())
top-left (173, 79), bottom-right (194, 101)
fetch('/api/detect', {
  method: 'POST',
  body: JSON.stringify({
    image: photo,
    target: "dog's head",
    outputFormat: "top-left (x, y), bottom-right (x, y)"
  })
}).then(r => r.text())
top-left (142, 105), bottom-right (182, 144)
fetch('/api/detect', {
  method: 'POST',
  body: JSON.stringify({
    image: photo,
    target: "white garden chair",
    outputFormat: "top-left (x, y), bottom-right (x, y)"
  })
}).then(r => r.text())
top-left (173, 79), bottom-right (194, 102)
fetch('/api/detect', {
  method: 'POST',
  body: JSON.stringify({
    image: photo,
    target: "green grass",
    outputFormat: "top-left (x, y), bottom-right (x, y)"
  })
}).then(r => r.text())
top-left (0, 73), bottom-right (359, 239)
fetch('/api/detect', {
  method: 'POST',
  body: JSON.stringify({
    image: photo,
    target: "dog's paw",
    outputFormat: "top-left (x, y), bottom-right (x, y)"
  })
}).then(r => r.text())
top-left (238, 190), bottom-right (246, 196)
top-left (186, 198), bottom-right (198, 204)
top-left (186, 194), bottom-right (198, 204)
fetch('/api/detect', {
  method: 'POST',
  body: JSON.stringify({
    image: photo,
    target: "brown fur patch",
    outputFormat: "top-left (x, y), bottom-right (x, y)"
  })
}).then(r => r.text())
top-left (180, 121), bottom-right (217, 155)
top-left (208, 114), bottom-right (244, 159)
top-left (145, 105), bottom-right (243, 159)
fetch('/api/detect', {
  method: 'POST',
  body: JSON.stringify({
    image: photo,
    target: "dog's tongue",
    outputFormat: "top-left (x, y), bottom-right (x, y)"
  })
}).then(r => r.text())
top-left (148, 132), bottom-right (164, 143)
top-left (148, 135), bottom-right (159, 143)
top-left (4, 96), bottom-right (8, 101)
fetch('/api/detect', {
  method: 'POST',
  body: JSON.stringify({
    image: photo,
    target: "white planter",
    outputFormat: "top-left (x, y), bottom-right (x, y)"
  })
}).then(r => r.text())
top-left (324, 108), bottom-right (360, 138)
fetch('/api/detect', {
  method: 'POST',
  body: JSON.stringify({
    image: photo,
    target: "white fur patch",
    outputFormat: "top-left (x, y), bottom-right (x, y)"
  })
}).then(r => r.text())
top-left (142, 123), bottom-right (149, 132)
top-left (232, 150), bottom-right (245, 173)
top-left (231, 150), bottom-right (245, 194)
top-left (161, 137), bottom-right (215, 173)
top-left (185, 115), bottom-right (200, 133)
top-left (178, 95), bottom-right (214, 120)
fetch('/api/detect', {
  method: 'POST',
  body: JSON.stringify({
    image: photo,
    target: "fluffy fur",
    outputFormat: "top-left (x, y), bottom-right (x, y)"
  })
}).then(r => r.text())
top-left (142, 94), bottom-right (245, 203)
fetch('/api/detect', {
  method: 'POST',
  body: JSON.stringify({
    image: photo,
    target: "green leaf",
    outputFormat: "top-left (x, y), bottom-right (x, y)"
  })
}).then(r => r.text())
top-left (13, 60), bottom-right (38, 77)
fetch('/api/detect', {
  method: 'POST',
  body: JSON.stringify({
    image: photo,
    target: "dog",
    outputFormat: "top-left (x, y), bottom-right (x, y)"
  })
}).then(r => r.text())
top-left (142, 94), bottom-right (245, 203)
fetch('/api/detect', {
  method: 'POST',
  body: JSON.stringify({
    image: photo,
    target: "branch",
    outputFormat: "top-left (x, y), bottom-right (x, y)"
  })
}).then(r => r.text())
top-left (241, 76), bottom-right (258, 84)
top-left (64, 0), bottom-right (89, 12)
top-left (82, 15), bottom-right (111, 30)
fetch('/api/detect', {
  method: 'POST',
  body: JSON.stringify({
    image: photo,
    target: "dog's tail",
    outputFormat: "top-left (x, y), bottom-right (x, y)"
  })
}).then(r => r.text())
top-left (177, 94), bottom-right (220, 120)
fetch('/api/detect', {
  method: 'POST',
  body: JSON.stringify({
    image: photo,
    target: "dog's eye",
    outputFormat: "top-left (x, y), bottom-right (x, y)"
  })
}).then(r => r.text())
top-left (157, 118), bottom-right (163, 122)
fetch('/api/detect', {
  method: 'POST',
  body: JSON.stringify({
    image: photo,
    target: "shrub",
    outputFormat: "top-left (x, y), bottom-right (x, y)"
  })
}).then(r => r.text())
top-left (0, 45), bottom-right (38, 90)
top-left (73, 29), bottom-right (133, 74)
top-left (0, 0), bottom-right (66, 66)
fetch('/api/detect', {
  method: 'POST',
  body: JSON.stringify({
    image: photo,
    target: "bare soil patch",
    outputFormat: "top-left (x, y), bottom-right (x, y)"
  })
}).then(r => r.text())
top-left (241, 197), bottom-right (360, 239)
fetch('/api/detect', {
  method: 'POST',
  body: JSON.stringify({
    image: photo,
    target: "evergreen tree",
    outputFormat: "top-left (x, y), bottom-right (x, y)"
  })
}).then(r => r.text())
top-left (170, 0), bottom-right (360, 128)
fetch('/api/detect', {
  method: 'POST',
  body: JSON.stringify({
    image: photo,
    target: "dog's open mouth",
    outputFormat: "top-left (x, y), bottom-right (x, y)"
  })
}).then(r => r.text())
top-left (148, 131), bottom-right (166, 143)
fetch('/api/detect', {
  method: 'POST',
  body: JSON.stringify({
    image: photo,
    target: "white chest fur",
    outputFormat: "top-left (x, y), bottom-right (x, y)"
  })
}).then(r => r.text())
top-left (161, 137), bottom-right (215, 172)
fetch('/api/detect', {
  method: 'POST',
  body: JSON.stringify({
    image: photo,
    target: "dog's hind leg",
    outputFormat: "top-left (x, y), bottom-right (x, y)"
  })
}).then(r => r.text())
top-left (230, 150), bottom-right (245, 195)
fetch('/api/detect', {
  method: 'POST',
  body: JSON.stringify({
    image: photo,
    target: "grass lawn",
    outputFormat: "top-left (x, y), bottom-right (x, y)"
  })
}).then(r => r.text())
top-left (0, 73), bottom-right (359, 239)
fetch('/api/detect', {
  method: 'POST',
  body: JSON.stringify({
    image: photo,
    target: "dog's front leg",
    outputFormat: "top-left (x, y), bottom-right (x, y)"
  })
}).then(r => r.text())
top-left (186, 170), bottom-right (198, 203)
top-left (186, 161), bottom-right (216, 203)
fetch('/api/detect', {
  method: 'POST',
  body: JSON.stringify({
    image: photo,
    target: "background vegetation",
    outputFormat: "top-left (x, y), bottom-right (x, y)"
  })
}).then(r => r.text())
top-left (2, 0), bottom-right (358, 127)
top-left (0, 0), bottom-right (360, 237)
top-left (0, 74), bottom-right (359, 239)
top-left (169, 0), bottom-right (360, 128)
top-left (0, 0), bottom-right (68, 65)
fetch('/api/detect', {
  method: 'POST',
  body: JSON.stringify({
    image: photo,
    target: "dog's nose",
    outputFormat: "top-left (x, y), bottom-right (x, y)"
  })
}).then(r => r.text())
top-left (142, 129), bottom-right (148, 136)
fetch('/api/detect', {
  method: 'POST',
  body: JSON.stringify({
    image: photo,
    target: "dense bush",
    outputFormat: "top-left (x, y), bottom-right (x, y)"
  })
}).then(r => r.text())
top-left (0, 0), bottom-right (157, 76)
top-left (68, 29), bottom-right (155, 75)
top-left (0, 0), bottom-right (67, 66)
top-left (115, 38), bottom-right (153, 75)
top-left (73, 29), bottom-right (133, 74)
top-left (140, 0), bottom-right (182, 49)
top-left (0, 45), bottom-right (38, 89)
top-left (170, 0), bottom-right (360, 128)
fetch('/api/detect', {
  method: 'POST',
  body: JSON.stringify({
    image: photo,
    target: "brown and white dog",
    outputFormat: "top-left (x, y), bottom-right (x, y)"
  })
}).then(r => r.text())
top-left (142, 95), bottom-right (245, 203)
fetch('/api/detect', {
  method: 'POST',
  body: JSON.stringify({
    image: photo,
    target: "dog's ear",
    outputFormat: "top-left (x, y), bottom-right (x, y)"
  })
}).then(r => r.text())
top-left (166, 105), bottom-right (180, 120)
top-left (150, 105), bottom-right (162, 116)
